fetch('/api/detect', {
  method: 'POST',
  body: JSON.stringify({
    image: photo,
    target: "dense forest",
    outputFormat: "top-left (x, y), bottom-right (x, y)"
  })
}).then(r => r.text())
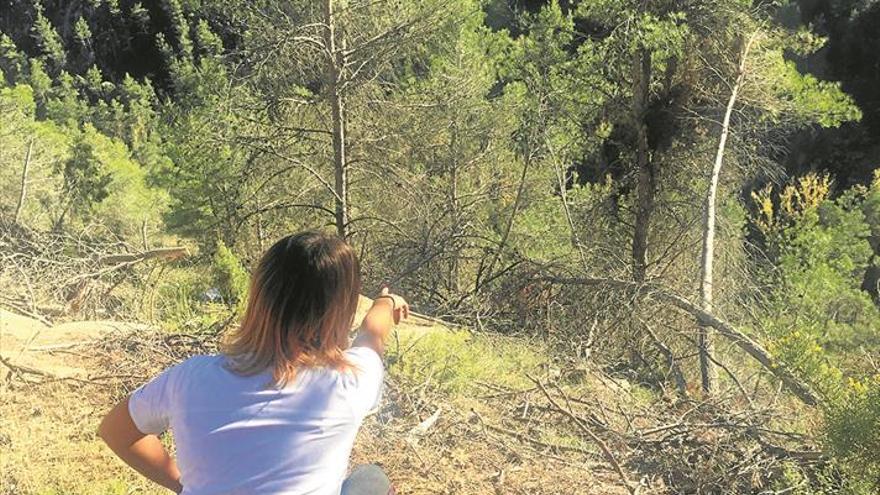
top-left (1, 1), bottom-right (878, 494)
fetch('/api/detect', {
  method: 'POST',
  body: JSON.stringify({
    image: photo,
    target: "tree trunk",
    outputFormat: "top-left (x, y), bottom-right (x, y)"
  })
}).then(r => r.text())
top-left (698, 34), bottom-right (755, 394)
top-left (631, 49), bottom-right (654, 283)
top-left (141, 219), bottom-right (149, 250)
top-left (449, 123), bottom-right (460, 293)
top-left (324, 0), bottom-right (349, 238)
top-left (13, 140), bottom-right (34, 225)
top-left (98, 247), bottom-right (188, 265)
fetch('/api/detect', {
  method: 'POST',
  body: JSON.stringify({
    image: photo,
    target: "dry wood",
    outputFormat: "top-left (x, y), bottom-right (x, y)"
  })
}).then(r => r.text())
top-left (528, 374), bottom-right (640, 495)
top-left (0, 296), bottom-right (53, 325)
top-left (544, 277), bottom-right (821, 406)
top-left (639, 316), bottom-right (688, 396)
top-left (0, 353), bottom-right (55, 379)
top-left (407, 309), bottom-right (459, 328)
top-left (408, 407), bottom-right (441, 437)
top-left (13, 140), bottom-right (33, 225)
top-left (470, 408), bottom-right (601, 458)
top-left (98, 247), bottom-right (188, 265)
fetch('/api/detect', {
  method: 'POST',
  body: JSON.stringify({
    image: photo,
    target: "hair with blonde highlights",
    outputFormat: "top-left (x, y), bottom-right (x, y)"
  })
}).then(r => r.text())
top-left (222, 231), bottom-right (361, 386)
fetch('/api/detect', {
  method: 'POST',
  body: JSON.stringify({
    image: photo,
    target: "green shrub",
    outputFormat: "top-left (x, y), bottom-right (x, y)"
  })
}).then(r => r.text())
top-left (770, 461), bottom-right (852, 495)
top-left (754, 174), bottom-right (879, 392)
top-left (150, 265), bottom-right (229, 333)
top-left (754, 174), bottom-right (880, 492)
top-left (212, 241), bottom-right (250, 313)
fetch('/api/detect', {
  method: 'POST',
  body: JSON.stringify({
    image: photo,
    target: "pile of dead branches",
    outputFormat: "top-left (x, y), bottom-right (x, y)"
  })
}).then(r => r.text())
top-left (92, 330), bottom-right (221, 388)
top-left (0, 220), bottom-right (186, 321)
top-left (469, 372), bottom-right (825, 495)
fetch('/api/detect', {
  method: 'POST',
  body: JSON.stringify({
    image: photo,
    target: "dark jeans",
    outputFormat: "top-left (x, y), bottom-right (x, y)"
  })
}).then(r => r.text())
top-left (340, 464), bottom-right (393, 495)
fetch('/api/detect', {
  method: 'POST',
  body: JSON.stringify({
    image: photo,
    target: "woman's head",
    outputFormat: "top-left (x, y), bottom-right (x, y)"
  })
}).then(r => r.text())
top-left (223, 231), bottom-right (361, 385)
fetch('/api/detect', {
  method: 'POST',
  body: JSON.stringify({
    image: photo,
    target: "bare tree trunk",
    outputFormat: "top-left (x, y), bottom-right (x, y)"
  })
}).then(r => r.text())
top-left (324, 0), bottom-right (349, 238)
top-left (631, 49), bottom-right (654, 283)
top-left (449, 124), bottom-right (460, 293)
top-left (698, 34), bottom-right (756, 394)
top-left (256, 210), bottom-right (265, 252)
top-left (14, 140), bottom-right (34, 225)
top-left (547, 140), bottom-right (590, 271)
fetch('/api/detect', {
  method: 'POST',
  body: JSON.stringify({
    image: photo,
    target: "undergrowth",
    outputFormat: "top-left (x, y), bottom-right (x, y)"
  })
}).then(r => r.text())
top-left (385, 325), bottom-right (546, 394)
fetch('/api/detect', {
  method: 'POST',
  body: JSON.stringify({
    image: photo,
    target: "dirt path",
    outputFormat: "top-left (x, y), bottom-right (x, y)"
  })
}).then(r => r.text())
top-left (1, 309), bottom-right (151, 378)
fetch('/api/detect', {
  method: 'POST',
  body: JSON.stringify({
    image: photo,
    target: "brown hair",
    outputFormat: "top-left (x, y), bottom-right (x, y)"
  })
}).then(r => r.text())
top-left (222, 231), bottom-right (361, 385)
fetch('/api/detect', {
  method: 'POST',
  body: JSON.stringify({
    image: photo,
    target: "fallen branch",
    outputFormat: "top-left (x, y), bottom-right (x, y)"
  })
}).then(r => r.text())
top-left (408, 310), bottom-right (458, 328)
top-left (470, 408), bottom-right (601, 458)
top-left (27, 341), bottom-right (100, 352)
top-left (638, 316), bottom-right (688, 396)
top-left (0, 298), bottom-right (53, 326)
top-left (64, 247), bottom-right (189, 287)
top-left (0, 353), bottom-right (56, 379)
top-left (544, 277), bottom-right (820, 406)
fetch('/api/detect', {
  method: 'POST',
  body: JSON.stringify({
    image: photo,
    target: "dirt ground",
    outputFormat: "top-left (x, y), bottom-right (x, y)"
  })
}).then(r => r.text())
top-left (0, 305), bottom-right (629, 495)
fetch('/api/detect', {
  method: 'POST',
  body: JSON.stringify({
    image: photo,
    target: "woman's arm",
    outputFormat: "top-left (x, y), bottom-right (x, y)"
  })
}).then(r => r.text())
top-left (98, 397), bottom-right (183, 494)
top-left (352, 287), bottom-right (409, 355)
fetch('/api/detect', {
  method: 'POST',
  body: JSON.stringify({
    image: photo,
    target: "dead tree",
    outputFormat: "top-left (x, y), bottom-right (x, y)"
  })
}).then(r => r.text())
top-left (698, 33), bottom-right (757, 394)
top-left (545, 276), bottom-right (821, 406)
top-left (13, 140), bottom-right (33, 225)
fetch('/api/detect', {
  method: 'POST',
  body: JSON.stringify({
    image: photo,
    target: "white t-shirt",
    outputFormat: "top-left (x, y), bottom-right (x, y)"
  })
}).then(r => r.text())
top-left (128, 346), bottom-right (384, 495)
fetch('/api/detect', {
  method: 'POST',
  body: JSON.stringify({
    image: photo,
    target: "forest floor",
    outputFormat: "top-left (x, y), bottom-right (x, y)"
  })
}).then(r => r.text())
top-left (0, 299), bottom-right (632, 495)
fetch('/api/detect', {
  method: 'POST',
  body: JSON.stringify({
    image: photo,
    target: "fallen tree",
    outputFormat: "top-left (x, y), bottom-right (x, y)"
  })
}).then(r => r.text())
top-left (544, 277), bottom-right (821, 406)
top-left (98, 247), bottom-right (188, 265)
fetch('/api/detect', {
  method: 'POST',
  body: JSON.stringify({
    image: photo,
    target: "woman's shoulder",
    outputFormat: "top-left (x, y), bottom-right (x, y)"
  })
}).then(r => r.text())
top-left (155, 354), bottom-right (232, 394)
top-left (167, 354), bottom-right (226, 377)
top-left (344, 346), bottom-right (382, 368)
top-left (338, 346), bottom-right (383, 384)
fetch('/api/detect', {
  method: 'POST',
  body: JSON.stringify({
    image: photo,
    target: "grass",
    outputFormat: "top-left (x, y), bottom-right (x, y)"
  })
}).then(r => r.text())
top-left (0, 382), bottom-right (164, 495)
top-left (146, 264), bottom-right (232, 332)
top-left (385, 324), bottom-right (547, 394)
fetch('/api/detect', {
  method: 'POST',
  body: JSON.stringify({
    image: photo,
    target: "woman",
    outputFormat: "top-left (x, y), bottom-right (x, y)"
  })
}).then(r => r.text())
top-left (98, 231), bottom-right (409, 495)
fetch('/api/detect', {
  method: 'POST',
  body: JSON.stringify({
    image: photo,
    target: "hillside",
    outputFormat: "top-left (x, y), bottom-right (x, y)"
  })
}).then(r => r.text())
top-left (2, 301), bottom-right (631, 494)
top-left (3, 290), bottom-right (835, 495)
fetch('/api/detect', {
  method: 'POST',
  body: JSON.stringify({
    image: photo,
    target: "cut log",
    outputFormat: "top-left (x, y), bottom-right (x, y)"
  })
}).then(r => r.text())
top-left (98, 247), bottom-right (188, 265)
top-left (408, 407), bottom-right (441, 437)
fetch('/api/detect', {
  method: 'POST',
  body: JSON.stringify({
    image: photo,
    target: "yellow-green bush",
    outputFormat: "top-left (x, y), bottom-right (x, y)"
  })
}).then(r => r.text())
top-left (386, 326), bottom-right (545, 394)
top-left (823, 377), bottom-right (880, 494)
